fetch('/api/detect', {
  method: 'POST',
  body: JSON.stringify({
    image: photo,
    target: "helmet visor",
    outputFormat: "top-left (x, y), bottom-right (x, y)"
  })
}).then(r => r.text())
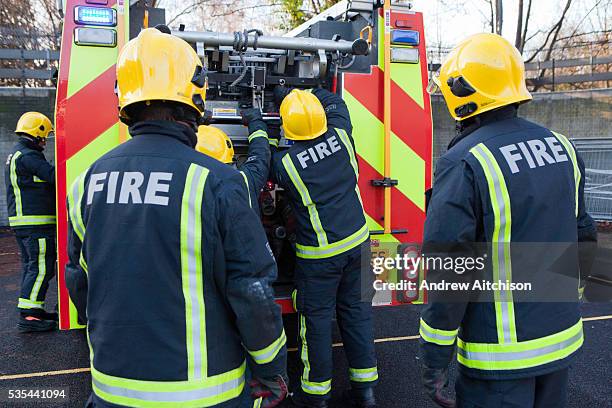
top-left (426, 72), bottom-right (441, 95)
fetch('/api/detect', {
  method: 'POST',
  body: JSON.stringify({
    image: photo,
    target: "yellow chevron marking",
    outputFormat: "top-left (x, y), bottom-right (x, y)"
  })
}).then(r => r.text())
top-left (66, 123), bottom-right (120, 184)
top-left (345, 91), bottom-right (425, 211)
top-left (67, 5), bottom-right (119, 98)
top-left (377, 15), bottom-right (424, 109)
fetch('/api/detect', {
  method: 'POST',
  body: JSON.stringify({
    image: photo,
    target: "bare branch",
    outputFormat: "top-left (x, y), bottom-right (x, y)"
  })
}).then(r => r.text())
top-left (210, 3), bottom-right (281, 18)
top-left (525, 0), bottom-right (572, 63)
top-left (515, 0), bottom-right (524, 49)
top-left (494, 0), bottom-right (503, 35)
top-left (167, 0), bottom-right (212, 26)
top-left (520, 0), bottom-right (532, 52)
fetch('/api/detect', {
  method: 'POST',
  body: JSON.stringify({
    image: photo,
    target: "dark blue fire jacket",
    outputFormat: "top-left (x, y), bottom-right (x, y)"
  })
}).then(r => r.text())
top-left (271, 89), bottom-right (368, 260)
top-left (4, 138), bottom-right (56, 229)
top-left (65, 121), bottom-right (286, 407)
top-left (420, 106), bottom-right (597, 380)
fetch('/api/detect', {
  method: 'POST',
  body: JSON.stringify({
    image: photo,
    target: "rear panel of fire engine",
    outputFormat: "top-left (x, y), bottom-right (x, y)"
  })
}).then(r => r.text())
top-left (177, 17), bottom-right (376, 298)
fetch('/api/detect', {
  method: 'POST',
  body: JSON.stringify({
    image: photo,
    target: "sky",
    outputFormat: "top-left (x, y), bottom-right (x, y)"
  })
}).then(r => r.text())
top-left (157, 0), bottom-right (609, 57)
top-left (414, 0), bottom-right (608, 55)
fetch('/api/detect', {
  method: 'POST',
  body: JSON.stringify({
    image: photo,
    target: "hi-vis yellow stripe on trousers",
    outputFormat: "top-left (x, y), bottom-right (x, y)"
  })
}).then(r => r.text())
top-left (91, 163), bottom-right (245, 407)
top-left (298, 312), bottom-right (332, 396)
top-left (470, 143), bottom-right (517, 344)
top-left (551, 132), bottom-right (581, 217)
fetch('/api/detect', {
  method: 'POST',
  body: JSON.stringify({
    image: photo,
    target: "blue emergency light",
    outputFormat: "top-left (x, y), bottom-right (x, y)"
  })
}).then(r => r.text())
top-left (391, 30), bottom-right (420, 46)
top-left (74, 6), bottom-right (117, 27)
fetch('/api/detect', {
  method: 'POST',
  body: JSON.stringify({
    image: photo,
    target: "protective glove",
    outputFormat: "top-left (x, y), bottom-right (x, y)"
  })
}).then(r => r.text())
top-left (249, 374), bottom-right (289, 408)
top-left (273, 85), bottom-right (294, 107)
top-left (199, 110), bottom-right (213, 126)
top-left (421, 365), bottom-right (456, 408)
top-left (241, 108), bottom-right (263, 126)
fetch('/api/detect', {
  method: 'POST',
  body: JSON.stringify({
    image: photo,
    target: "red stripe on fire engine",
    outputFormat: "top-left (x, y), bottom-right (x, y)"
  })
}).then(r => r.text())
top-left (64, 65), bottom-right (119, 160)
top-left (343, 67), bottom-right (429, 161)
top-left (358, 154), bottom-right (425, 243)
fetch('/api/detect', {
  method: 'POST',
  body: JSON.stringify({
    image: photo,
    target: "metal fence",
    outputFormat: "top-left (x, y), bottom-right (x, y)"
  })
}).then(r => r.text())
top-left (573, 138), bottom-right (612, 221)
top-left (428, 54), bottom-right (612, 89)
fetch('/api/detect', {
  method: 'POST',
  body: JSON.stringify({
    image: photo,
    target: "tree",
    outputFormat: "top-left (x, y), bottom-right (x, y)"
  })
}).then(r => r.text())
top-left (277, 0), bottom-right (342, 30)
top-left (0, 0), bottom-right (60, 86)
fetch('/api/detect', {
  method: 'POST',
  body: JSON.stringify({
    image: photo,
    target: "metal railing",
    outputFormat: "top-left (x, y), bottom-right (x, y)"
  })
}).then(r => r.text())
top-left (573, 138), bottom-right (612, 222)
top-left (0, 49), bottom-right (59, 82)
top-left (428, 54), bottom-right (611, 88)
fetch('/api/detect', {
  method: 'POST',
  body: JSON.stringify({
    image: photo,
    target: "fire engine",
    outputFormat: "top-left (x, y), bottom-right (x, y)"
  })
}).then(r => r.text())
top-left (54, 0), bottom-right (433, 329)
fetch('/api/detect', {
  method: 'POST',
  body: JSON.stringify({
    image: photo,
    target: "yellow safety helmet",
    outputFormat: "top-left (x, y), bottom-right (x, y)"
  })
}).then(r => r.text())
top-left (116, 27), bottom-right (207, 123)
top-left (196, 126), bottom-right (234, 164)
top-left (15, 112), bottom-right (53, 139)
top-left (280, 90), bottom-right (327, 141)
top-left (428, 33), bottom-right (532, 121)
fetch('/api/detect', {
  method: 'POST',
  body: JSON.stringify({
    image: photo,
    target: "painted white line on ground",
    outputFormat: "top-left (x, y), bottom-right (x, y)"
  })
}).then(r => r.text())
top-left (1, 315), bottom-right (610, 380)
top-left (0, 367), bottom-right (90, 381)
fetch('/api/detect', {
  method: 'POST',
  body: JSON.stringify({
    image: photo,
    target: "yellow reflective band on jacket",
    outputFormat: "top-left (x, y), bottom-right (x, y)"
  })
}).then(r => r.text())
top-left (301, 379), bottom-right (332, 396)
top-left (248, 130), bottom-right (268, 143)
top-left (91, 361), bottom-right (246, 408)
top-left (269, 139), bottom-right (279, 148)
top-left (457, 320), bottom-right (583, 371)
top-left (8, 151), bottom-right (56, 228)
top-left (240, 171), bottom-right (252, 208)
top-left (471, 143), bottom-right (517, 344)
top-left (551, 132), bottom-right (581, 217)
top-left (295, 223), bottom-right (369, 259)
top-left (349, 367), bottom-right (379, 383)
top-left (248, 329), bottom-right (287, 365)
top-left (9, 151), bottom-right (23, 217)
top-left (79, 252), bottom-right (89, 274)
top-left (181, 164), bottom-right (210, 381)
top-left (9, 215), bottom-right (56, 227)
top-left (335, 128), bottom-right (365, 209)
top-left (18, 297), bottom-right (44, 309)
top-left (68, 173), bottom-right (87, 242)
top-left (419, 318), bottom-right (459, 346)
top-left (29, 238), bottom-right (47, 303)
top-left (253, 397), bottom-right (263, 408)
top-left (282, 154), bottom-right (328, 247)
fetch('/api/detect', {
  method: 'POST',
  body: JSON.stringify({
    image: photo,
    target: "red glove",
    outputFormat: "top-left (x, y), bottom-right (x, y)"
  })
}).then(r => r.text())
top-left (249, 374), bottom-right (289, 408)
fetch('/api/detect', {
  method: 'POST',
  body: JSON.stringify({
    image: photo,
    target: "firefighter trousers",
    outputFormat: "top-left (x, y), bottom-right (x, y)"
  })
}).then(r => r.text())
top-left (15, 228), bottom-right (56, 312)
top-left (293, 242), bottom-right (378, 400)
top-left (456, 368), bottom-right (569, 408)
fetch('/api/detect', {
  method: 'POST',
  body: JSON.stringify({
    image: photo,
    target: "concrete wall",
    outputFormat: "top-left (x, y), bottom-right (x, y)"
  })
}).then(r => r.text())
top-left (0, 87), bottom-right (610, 226)
top-left (432, 88), bottom-right (612, 161)
top-left (0, 88), bottom-right (56, 225)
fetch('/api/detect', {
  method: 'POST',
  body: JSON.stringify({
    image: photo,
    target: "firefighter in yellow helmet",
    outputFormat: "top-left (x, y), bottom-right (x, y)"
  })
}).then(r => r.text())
top-left (271, 87), bottom-right (378, 408)
top-left (420, 33), bottom-right (597, 408)
top-left (4, 111), bottom-right (58, 332)
top-left (196, 109), bottom-right (274, 214)
top-left (64, 26), bottom-right (287, 408)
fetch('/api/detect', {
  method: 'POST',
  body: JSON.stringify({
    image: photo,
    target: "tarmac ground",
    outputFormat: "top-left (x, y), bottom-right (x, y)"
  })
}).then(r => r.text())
top-left (0, 229), bottom-right (610, 408)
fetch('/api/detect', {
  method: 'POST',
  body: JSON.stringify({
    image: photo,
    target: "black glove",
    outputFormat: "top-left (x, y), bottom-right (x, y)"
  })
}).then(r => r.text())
top-left (273, 85), bottom-right (293, 107)
top-left (421, 366), bottom-right (456, 408)
top-left (199, 110), bottom-right (213, 126)
top-left (240, 108), bottom-right (263, 126)
top-left (249, 374), bottom-right (288, 408)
